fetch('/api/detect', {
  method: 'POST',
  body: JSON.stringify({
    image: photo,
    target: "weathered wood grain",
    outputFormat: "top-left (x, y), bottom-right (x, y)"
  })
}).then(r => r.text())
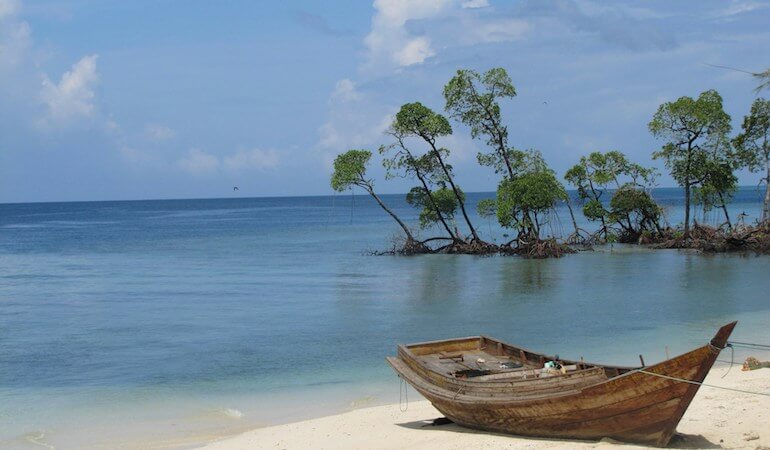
top-left (386, 321), bottom-right (736, 447)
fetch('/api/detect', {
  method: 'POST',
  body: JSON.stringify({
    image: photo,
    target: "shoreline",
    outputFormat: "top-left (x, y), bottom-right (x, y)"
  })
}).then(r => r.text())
top-left (199, 365), bottom-right (769, 450)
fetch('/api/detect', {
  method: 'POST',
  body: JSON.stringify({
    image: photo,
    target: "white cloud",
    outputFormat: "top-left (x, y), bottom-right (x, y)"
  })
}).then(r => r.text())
top-left (318, 110), bottom-right (394, 171)
top-left (176, 148), bottom-right (219, 176)
top-left (0, 20), bottom-right (30, 68)
top-left (143, 124), bottom-right (176, 141)
top-left (223, 148), bottom-right (279, 171)
top-left (712, 0), bottom-right (768, 18)
top-left (330, 78), bottom-right (360, 102)
top-left (0, 0), bottom-right (20, 19)
top-left (361, 0), bottom-right (535, 69)
top-left (318, 80), bottom-right (394, 168)
top-left (0, 0), bottom-right (30, 71)
top-left (364, 0), bottom-right (450, 69)
top-left (318, 112), bottom-right (392, 151)
top-left (393, 36), bottom-right (435, 66)
top-left (461, 0), bottom-right (488, 8)
top-left (39, 54), bottom-right (100, 128)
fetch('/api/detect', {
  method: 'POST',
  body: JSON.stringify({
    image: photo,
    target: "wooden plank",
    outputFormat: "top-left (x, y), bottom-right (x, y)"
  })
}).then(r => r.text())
top-left (386, 322), bottom-right (737, 447)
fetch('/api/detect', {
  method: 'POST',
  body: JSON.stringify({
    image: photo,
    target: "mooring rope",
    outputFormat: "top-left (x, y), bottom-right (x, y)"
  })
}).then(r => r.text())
top-left (637, 369), bottom-right (770, 397)
top-left (721, 343), bottom-right (735, 379)
top-left (398, 375), bottom-right (409, 412)
top-left (452, 384), bottom-right (464, 401)
top-left (728, 340), bottom-right (770, 350)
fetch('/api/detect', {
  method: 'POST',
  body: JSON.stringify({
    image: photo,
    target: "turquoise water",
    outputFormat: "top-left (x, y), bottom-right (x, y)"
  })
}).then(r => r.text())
top-left (0, 188), bottom-right (768, 448)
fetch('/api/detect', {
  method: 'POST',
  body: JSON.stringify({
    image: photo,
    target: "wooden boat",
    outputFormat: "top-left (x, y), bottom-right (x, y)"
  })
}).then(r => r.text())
top-left (386, 321), bottom-right (736, 447)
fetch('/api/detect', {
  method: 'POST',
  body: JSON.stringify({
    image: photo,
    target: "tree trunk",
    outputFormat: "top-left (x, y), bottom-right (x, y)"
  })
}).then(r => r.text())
top-left (397, 139), bottom-right (457, 240)
top-left (717, 191), bottom-right (732, 230)
top-left (429, 143), bottom-right (479, 242)
top-left (366, 187), bottom-right (415, 242)
top-left (684, 182), bottom-right (691, 237)
top-left (416, 172), bottom-right (457, 240)
top-left (588, 182), bottom-right (608, 240)
top-left (764, 162), bottom-right (770, 223)
top-left (565, 198), bottom-right (580, 238)
top-left (498, 133), bottom-right (514, 179)
top-left (468, 81), bottom-right (513, 180)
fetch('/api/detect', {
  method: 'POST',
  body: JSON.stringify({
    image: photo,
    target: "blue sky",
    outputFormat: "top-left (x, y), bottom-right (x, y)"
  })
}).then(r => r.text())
top-left (1, 0), bottom-right (769, 203)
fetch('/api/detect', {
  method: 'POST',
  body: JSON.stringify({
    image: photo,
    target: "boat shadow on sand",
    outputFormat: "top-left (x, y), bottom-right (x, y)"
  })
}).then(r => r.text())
top-left (395, 419), bottom-right (720, 449)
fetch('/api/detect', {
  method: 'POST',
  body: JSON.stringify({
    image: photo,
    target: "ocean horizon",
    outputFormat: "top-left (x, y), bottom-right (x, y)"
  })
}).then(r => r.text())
top-left (1, 185), bottom-right (766, 207)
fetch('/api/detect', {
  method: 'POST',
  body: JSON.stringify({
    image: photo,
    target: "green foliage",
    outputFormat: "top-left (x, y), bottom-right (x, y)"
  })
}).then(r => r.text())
top-left (483, 147), bottom-right (549, 177)
top-left (564, 150), bottom-right (659, 238)
top-left (692, 160), bottom-right (738, 213)
top-left (331, 149), bottom-right (417, 241)
top-left (393, 102), bottom-right (452, 142)
top-left (443, 68), bottom-right (518, 176)
top-left (390, 100), bottom-right (481, 240)
top-left (443, 68), bottom-right (515, 140)
top-left (381, 102), bottom-right (455, 184)
top-left (733, 97), bottom-right (770, 221)
top-left (380, 144), bottom-right (444, 183)
top-left (331, 149), bottom-right (373, 192)
top-left (407, 186), bottom-right (461, 229)
top-left (582, 199), bottom-right (607, 221)
top-left (476, 198), bottom-right (497, 219)
top-left (733, 98), bottom-right (770, 173)
top-left (496, 168), bottom-right (566, 232)
top-left (608, 185), bottom-right (662, 233)
top-left (649, 89), bottom-right (733, 232)
top-left (649, 89), bottom-right (732, 189)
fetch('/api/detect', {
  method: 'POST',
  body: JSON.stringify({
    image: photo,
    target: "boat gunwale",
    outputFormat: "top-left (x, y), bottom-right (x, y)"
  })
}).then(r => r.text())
top-left (399, 334), bottom-right (639, 385)
top-left (388, 343), bottom-right (706, 405)
top-left (397, 344), bottom-right (611, 390)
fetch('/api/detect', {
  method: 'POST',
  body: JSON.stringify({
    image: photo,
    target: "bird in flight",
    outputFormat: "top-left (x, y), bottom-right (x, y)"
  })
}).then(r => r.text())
top-left (233, 186), bottom-right (239, 191)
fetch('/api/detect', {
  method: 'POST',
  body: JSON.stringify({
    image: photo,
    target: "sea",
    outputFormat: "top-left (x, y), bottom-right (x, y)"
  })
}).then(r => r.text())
top-left (1, 187), bottom-right (768, 448)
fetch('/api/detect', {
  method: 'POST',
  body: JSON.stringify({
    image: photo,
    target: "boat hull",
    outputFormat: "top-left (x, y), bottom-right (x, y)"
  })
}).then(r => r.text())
top-left (387, 322), bottom-right (735, 447)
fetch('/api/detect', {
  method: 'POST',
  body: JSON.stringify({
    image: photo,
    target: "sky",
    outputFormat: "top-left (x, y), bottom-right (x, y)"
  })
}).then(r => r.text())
top-left (1, 0), bottom-right (769, 203)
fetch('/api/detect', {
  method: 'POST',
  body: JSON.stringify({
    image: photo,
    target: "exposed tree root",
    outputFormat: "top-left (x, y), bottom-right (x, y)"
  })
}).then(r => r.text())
top-left (372, 234), bottom-right (576, 258)
top-left (507, 238), bottom-right (577, 258)
top-left (372, 223), bottom-right (770, 257)
top-left (653, 223), bottom-right (770, 253)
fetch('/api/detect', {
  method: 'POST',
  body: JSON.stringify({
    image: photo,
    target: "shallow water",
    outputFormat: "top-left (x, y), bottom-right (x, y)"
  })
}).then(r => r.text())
top-left (0, 189), bottom-right (768, 448)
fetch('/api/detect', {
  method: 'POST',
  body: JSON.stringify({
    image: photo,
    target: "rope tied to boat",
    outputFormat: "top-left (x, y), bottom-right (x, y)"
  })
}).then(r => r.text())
top-left (721, 343), bottom-right (734, 379)
top-left (637, 369), bottom-right (770, 397)
top-left (452, 385), bottom-right (464, 400)
top-left (398, 375), bottom-right (409, 412)
top-left (728, 340), bottom-right (770, 351)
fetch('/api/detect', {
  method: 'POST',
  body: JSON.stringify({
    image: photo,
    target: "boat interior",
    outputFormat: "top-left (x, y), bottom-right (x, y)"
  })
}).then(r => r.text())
top-left (401, 336), bottom-right (638, 382)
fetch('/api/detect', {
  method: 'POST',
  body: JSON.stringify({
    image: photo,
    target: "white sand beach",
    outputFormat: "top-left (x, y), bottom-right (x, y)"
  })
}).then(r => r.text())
top-left (201, 365), bottom-right (769, 450)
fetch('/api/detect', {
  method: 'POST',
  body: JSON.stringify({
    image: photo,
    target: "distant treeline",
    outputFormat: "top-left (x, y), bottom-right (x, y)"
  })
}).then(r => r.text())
top-left (331, 68), bottom-right (770, 256)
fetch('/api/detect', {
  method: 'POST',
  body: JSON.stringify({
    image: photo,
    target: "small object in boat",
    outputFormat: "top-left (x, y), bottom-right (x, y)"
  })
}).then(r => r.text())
top-left (476, 358), bottom-right (486, 364)
top-left (499, 361), bottom-right (522, 369)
